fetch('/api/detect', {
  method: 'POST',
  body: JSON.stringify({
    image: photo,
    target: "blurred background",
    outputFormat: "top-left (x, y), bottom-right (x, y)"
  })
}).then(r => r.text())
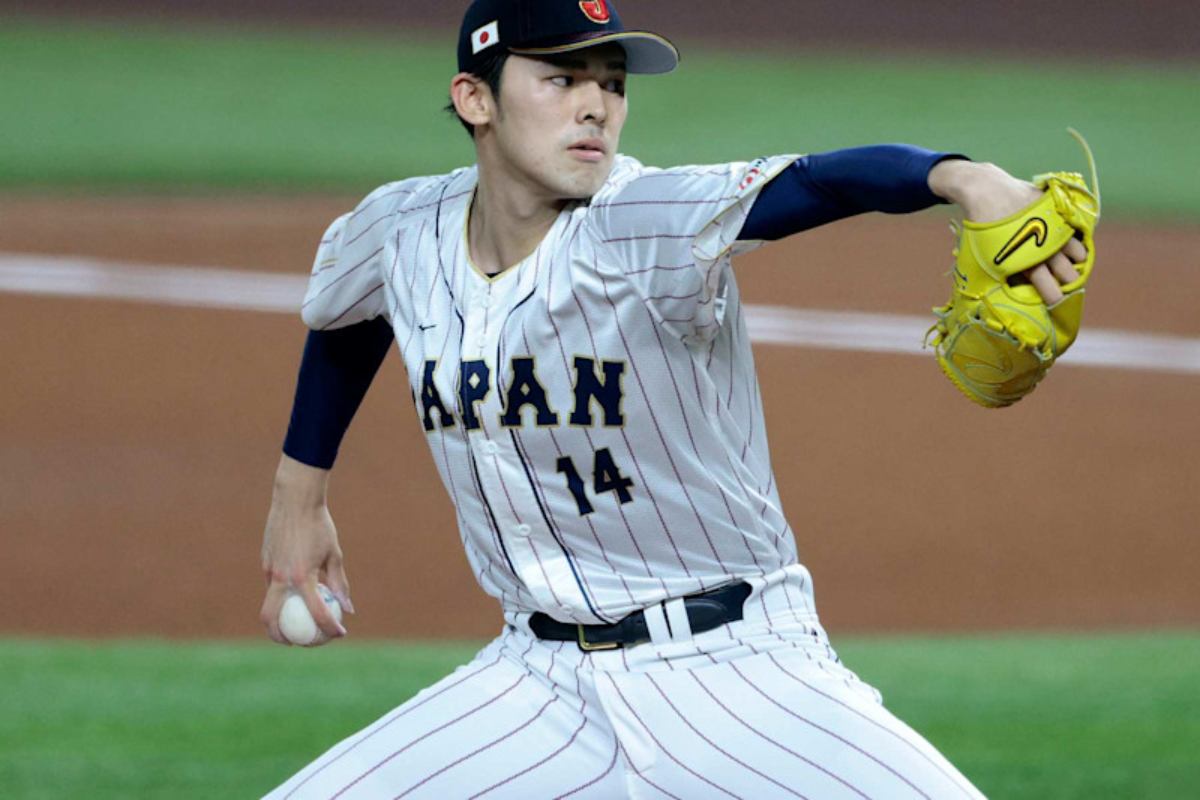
top-left (0, 2), bottom-right (1197, 798)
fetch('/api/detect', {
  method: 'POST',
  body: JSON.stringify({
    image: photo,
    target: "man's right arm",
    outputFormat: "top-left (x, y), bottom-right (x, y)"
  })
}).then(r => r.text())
top-left (259, 174), bottom-right (415, 645)
top-left (259, 452), bottom-right (348, 645)
top-left (283, 318), bottom-right (395, 470)
top-left (259, 318), bottom-right (394, 645)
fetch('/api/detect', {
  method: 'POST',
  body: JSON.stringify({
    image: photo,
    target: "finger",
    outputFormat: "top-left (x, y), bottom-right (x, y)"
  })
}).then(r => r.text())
top-left (323, 552), bottom-right (355, 615)
top-left (1063, 237), bottom-right (1088, 263)
top-left (1029, 264), bottom-right (1063, 305)
top-left (259, 581), bottom-right (292, 646)
top-left (1048, 252), bottom-right (1081, 286)
top-left (299, 577), bottom-right (347, 642)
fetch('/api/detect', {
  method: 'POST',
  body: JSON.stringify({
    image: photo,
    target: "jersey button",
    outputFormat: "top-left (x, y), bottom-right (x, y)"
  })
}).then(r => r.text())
top-left (514, 524), bottom-right (532, 537)
top-left (481, 440), bottom-right (499, 455)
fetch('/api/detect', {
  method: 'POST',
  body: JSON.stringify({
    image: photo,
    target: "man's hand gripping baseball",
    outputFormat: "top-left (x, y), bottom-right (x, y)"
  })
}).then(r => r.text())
top-left (259, 454), bottom-right (354, 646)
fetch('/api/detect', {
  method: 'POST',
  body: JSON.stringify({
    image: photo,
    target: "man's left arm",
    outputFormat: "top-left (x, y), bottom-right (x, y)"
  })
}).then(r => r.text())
top-left (738, 144), bottom-right (959, 239)
top-left (739, 145), bottom-right (1086, 302)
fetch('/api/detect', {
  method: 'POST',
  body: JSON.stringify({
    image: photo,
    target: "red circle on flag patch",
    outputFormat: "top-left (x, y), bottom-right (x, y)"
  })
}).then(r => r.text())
top-left (480, 32), bottom-right (490, 44)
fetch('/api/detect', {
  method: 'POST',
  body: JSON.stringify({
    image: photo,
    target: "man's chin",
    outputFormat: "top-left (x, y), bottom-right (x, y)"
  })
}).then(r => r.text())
top-left (557, 160), bottom-right (614, 200)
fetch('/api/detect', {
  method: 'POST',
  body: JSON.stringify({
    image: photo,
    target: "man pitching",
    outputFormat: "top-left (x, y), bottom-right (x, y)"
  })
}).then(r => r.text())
top-left (259, 0), bottom-right (1090, 796)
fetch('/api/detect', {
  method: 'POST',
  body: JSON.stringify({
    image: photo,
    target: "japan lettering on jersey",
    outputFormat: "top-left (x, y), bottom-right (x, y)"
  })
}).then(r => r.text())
top-left (302, 154), bottom-right (801, 625)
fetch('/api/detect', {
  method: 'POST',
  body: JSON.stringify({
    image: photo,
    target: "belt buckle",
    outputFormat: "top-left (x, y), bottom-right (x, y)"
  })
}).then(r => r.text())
top-left (577, 625), bottom-right (621, 652)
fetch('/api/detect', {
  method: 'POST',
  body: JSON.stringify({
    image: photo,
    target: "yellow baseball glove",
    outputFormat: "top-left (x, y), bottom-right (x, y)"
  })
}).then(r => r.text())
top-left (927, 129), bottom-right (1101, 408)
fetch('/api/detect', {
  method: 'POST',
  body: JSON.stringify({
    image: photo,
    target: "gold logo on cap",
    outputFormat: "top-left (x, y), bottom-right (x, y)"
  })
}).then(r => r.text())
top-left (579, 1), bottom-right (612, 24)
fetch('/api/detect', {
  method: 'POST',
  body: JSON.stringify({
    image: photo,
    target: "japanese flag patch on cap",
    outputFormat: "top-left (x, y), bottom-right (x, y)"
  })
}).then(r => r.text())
top-left (471, 20), bottom-right (500, 55)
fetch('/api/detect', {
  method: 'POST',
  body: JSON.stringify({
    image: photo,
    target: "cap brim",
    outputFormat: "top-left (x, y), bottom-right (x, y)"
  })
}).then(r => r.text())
top-left (509, 31), bottom-right (680, 75)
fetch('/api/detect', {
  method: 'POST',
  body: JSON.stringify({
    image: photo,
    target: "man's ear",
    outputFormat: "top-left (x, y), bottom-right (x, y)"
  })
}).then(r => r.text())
top-left (450, 73), bottom-right (493, 129)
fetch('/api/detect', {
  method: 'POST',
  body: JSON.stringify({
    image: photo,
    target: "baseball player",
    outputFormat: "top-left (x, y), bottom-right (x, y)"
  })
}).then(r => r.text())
top-left (259, 1), bottom-right (1090, 797)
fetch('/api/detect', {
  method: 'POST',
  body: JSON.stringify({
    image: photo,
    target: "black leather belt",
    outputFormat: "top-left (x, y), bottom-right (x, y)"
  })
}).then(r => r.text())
top-left (529, 582), bottom-right (752, 651)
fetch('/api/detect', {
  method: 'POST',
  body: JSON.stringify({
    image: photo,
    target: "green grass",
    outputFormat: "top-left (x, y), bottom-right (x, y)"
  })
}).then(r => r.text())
top-left (1, 20), bottom-right (1198, 220)
top-left (839, 633), bottom-right (1200, 799)
top-left (1, 633), bottom-right (1197, 799)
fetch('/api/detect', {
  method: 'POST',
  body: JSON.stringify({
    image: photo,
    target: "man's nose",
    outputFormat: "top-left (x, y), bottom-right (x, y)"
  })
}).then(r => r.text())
top-left (577, 81), bottom-right (608, 125)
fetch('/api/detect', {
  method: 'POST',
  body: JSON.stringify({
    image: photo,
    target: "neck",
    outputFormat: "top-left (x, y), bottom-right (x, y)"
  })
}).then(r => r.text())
top-left (469, 158), bottom-right (565, 277)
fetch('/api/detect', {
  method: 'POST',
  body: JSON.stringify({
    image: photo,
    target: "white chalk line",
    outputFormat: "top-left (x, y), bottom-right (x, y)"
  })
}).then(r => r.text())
top-left (2, 253), bottom-right (1198, 376)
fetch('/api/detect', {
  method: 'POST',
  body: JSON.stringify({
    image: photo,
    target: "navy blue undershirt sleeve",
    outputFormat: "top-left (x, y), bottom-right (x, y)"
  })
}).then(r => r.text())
top-left (282, 316), bottom-right (395, 470)
top-left (738, 144), bottom-right (966, 241)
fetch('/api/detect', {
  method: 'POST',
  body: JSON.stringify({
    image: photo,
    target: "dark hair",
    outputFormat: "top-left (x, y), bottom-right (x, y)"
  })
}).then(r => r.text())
top-left (446, 51), bottom-right (510, 138)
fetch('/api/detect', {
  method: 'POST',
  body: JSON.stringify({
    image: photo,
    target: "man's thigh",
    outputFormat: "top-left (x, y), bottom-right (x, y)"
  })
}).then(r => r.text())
top-left (264, 635), bottom-right (624, 799)
top-left (599, 645), bottom-right (985, 800)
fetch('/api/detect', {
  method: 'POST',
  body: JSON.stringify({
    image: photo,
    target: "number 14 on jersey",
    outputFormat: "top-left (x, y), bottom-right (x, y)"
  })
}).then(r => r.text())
top-left (556, 448), bottom-right (634, 516)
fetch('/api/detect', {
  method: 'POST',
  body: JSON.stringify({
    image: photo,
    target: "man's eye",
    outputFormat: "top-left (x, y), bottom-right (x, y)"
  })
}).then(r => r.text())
top-left (605, 80), bottom-right (626, 95)
top-left (550, 76), bottom-right (574, 87)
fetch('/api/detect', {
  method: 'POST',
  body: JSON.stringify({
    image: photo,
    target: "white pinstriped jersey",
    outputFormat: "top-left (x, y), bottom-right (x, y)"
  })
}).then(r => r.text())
top-left (303, 153), bottom-right (801, 625)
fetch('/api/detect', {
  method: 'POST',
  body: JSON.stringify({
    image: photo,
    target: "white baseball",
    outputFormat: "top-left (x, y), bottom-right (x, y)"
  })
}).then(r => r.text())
top-left (278, 583), bottom-right (343, 646)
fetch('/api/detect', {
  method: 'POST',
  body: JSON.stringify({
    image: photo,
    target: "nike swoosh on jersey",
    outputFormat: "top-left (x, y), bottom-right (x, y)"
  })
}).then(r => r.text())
top-left (993, 217), bottom-right (1049, 265)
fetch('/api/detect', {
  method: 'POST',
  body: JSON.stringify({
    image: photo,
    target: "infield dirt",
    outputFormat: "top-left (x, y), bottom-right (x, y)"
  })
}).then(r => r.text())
top-left (3, 0), bottom-right (1197, 640)
top-left (2, 195), bottom-right (1197, 640)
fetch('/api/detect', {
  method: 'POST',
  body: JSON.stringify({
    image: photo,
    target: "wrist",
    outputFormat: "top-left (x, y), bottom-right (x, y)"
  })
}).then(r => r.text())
top-left (927, 158), bottom-right (993, 207)
top-left (272, 453), bottom-right (331, 509)
top-left (928, 160), bottom-right (1038, 224)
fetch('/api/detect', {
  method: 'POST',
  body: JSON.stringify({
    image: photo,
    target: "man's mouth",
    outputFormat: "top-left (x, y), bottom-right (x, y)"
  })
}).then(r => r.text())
top-left (568, 139), bottom-right (608, 162)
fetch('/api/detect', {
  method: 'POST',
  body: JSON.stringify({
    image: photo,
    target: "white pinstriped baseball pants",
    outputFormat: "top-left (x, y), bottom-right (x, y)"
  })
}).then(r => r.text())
top-left (264, 566), bottom-right (986, 799)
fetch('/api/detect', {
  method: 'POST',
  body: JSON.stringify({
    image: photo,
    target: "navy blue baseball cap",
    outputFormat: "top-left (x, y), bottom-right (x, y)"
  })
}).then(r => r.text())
top-left (458, 0), bottom-right (679, 76)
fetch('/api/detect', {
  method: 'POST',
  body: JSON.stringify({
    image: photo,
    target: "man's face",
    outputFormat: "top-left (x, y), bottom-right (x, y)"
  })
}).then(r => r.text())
top-left (486, 45), bottom-right (628, 200)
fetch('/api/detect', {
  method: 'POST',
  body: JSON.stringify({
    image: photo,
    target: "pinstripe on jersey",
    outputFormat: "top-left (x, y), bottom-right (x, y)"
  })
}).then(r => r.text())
top-left (301, 155), bottom-right (804, 625)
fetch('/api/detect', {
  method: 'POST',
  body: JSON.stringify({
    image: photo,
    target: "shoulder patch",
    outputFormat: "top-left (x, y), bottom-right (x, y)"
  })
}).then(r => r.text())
top-left (737, 158), bottom-right (770, 194)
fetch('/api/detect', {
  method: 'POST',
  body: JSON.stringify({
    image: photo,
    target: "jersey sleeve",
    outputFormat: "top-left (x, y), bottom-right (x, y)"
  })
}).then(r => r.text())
top-left (589, 155), bottom-right (798, 343)
top-left (300, 182), bottom-right (408, 331)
